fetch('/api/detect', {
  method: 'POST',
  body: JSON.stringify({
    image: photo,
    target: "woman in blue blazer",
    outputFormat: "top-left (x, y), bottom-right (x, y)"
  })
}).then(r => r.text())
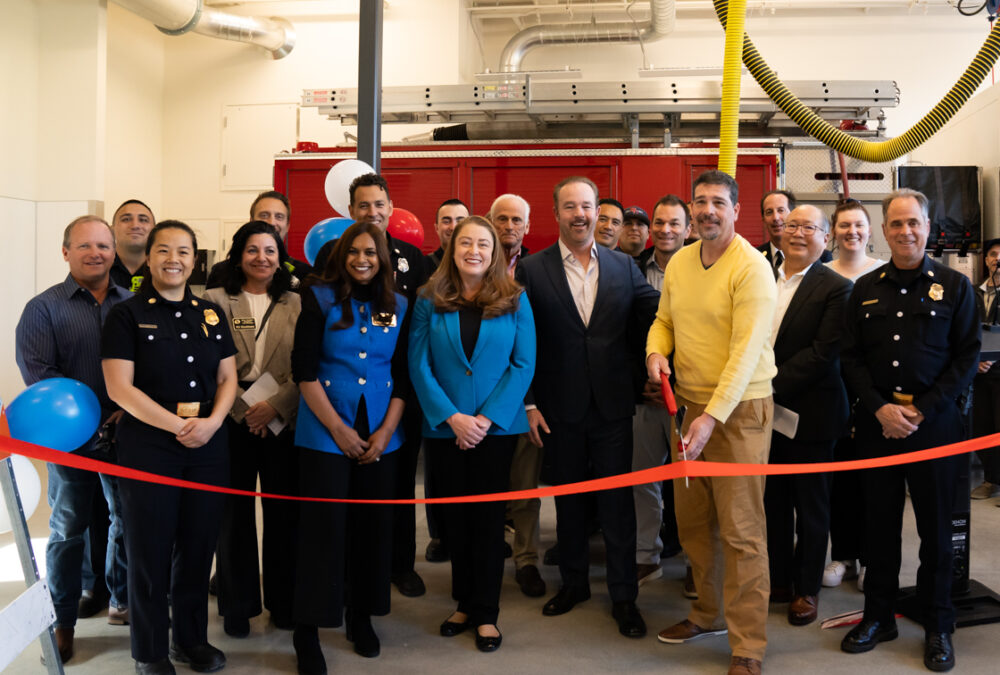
top-left (409, 215), bottom-right (536, 653)
top-left (290, 222), bottom-right (408, 674)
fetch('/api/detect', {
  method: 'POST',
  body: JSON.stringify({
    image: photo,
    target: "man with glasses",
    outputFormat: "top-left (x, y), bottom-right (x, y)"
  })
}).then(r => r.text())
top-left (763, 205), bottom-right (852, 627)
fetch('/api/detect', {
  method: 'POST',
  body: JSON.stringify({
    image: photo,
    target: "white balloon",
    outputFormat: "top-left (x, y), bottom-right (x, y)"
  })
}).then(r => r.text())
top-left (324, 159), bottom-right (375, 217)
top-left (0, 455), bottom-right (42, 535)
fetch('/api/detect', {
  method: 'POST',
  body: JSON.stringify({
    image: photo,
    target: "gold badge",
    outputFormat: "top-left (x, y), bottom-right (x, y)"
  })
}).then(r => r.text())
top-left (929, 283), bottom-right (944, 301)
top-left (204, 308), bottom-right (220, 325)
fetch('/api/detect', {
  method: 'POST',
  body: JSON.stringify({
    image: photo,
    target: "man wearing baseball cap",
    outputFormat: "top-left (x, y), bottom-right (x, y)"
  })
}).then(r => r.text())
top-left (620, 206), bottom-right (651, 258)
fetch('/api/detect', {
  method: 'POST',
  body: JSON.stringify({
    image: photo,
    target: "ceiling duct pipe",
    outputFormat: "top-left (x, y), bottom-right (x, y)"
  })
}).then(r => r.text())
top-left (112, 0), bottom-right (295, 59)
top-left (499, 0), bottom-right (675, 73)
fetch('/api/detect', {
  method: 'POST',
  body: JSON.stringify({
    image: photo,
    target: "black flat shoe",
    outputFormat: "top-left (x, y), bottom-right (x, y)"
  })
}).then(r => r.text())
top-left (425, 538), bottom-right (449, 563)
top-left (391, 570), bottom-right (426, 597)
top-left (223, 615), bottom-right (250, 638)
top-left (924, 631), bottom-right (955, 672)
top-left (542, 586), bottom-right (591, 616)
top-left (293, 625), bottom-right (327, 675)
top-left (168, 643), bottom-right (225, 673)
top-left (841, 618), bottom-right (898, 654)
top-left (135, 658), bottom-right (176, 674)
top-left (440, 614), bottom-right (471, 637)
top-left (475, 626), bottom-right (502, 653)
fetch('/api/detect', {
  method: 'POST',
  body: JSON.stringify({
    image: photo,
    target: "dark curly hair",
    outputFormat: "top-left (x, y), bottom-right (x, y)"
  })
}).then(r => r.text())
top-left (221, 221), bottom-right (292, 300)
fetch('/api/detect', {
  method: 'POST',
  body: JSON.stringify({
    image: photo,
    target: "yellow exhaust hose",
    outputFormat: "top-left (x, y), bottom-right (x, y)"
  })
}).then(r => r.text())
top-left (718, 0), bottom-right (747, 176)
top-left (713, 0), bottom-right (1000, 162)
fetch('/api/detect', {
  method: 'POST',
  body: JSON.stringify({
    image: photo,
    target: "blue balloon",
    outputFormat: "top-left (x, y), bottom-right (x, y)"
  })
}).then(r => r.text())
top-left (6, 378), bottom-right (101, 452)
top-left (304, 217), bottom-right (353, 266)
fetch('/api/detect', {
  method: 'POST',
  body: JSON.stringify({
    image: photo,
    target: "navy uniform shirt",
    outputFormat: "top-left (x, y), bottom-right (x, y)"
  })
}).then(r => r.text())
top-left (841, 255), bottom-right (980, 420)
top-left (101, 284), bottom-right (237, 407)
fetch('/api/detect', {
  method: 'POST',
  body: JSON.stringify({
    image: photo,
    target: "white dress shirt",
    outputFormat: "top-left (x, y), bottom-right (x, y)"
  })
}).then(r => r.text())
top-left (771, 262), bottom-right (812, 346)
top-left (558, 239), bottom-right (600, 326)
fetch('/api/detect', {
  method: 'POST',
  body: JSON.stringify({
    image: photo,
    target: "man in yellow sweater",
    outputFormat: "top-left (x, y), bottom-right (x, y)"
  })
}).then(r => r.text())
top-left (646, 170), bottom-right (777, 675)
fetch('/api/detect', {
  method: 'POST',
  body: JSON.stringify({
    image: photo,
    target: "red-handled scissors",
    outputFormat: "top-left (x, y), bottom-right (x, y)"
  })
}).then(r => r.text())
top-left (660, 372), bottom-right (689, 488)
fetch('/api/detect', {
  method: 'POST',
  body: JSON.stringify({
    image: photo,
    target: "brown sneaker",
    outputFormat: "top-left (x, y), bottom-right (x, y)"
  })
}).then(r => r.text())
top-left (637, 563), bottom-right (663, 586)
top-left (729, 656), bottom-right (762, 675)
top-left (657, 619), bottom-right (727, 644)
top-left (683, 565), bottom-right (698, 599)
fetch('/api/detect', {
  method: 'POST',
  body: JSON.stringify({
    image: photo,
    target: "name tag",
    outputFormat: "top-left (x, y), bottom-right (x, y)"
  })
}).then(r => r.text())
top-left (862, 299), bottom-right (879, 306)
top-left (372, 312), bottom-right (397, 328)
top-left (233, 317), bottom-right (257, 331)
top-left (138, 323), bottom-right (157, 329)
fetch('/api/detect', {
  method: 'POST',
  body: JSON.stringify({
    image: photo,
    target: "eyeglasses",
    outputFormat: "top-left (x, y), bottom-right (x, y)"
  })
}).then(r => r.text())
top-left (784, 223), bottom-right (824, 235)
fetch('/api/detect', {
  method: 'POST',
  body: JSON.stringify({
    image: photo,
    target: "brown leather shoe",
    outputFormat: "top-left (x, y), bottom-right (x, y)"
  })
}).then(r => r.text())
top-left (728, 655), bottom-right (762, 675)
top-left (656, 619), bottom-right (727, 644)
top-left (55, 626), bottom-right (74, 663)
top-left (788, 595), bottom-right (818, 626)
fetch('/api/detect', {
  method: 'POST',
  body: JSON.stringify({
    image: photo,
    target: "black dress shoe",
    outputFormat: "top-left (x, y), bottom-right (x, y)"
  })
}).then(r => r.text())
top-left (168, 643), bottom-right (226, 673)
top-left (391, 570), bottom-right (426, 597)
top-left (612, 601), bottom-right (647, 638)
top-left (223, 615), bottom-right (250, 638)
top-left (475, 626), bottom-right (503, 653)
top-left (425, 538), bottom-right (449, 563)
top-left (439, 615), bottom-right (471, 637)
top-left (924, 631), bottom-right (955, 672)
top-left (542, 586), bottom-right (591, 616)
top-left (345, 610), bottom-right (380, 658)
top-left (515, 565), bottom-right (547, 598)
top-left (135, 658), bottom-right (176, 674)
top-left (78, 589), bottom-right (110, 618)
top-left (543, 543), bottom-right (559, 566)
top-left (841, 618), bottom-right (898, 654)
top-left (293, 625), bottom-right (327, 675)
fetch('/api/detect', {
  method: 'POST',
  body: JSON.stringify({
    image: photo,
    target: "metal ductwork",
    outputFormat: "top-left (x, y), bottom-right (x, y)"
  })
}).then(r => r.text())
top-left (499, 0), bottom-right (675, 73)
top-left (112, 0), bottom-right (295, 59)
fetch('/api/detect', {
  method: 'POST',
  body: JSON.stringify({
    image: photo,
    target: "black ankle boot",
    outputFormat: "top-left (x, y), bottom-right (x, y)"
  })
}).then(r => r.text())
top-left (346, 610), bottom-right (380, 658)
top-left (293, 625), bottom-right (326, 675)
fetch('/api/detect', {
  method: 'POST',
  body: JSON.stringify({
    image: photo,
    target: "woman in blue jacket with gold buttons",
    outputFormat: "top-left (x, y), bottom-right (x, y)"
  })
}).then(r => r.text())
top-left (290, 221), bottom-right (407, 675)
top-left (409, 215), bottom-right (535, 653)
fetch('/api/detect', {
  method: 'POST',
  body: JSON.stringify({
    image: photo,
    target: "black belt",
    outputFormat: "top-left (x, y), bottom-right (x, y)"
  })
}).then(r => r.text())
top-left (159, 400), bottom-right (214, 418)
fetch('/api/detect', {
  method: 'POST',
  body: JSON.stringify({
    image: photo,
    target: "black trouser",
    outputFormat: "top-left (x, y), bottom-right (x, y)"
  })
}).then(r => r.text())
top-left (216, 419), bottom-right (298, 621)
top-left (972, 373), bottom-right (1000, 484)
top-left (117, 419), bottom-right (227, 662)
top-left (391, 410), bottom-right (423, 576)
top-left (765, 435), bottom-right (835, 596)
top-left (545, 400), bottom-right (637, 603)
top-left (856, 405), bottom-right (962, 633)
top-left (423, 441), bottom-right (446, 543)
top-left (427, 435), bottom-right (516, 626)
top-left (829, 433), bottom-right (867, 565)
top-left (294, 447), bottom-right (398, 627)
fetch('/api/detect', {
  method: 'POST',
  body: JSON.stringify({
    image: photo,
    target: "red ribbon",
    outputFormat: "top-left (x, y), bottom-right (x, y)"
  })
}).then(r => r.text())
top-left (2, 424), bottom-right (998, 505)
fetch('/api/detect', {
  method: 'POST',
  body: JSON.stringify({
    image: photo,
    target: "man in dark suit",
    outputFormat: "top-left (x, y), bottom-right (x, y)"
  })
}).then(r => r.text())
top-left (517, 176), bottom-right (659, 638)
top-left (763, 204), bottom-right (852, 627)
top-left (314, 173), bottom-right (431, 598)
top-left (757, 190), bottom-right (831, 276)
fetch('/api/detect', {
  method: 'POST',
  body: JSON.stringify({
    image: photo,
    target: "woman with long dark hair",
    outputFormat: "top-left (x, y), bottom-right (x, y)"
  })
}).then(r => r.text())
top-left (291, 221), bottom-right (408, 675)
top-left (409, 216), bottom-right (536, 652)
top-left (203, 221), bottom-right (302, 636)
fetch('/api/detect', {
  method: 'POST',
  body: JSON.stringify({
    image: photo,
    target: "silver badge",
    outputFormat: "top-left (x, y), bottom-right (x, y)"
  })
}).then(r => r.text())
top-left (397, 257), bottom-right (409, 273)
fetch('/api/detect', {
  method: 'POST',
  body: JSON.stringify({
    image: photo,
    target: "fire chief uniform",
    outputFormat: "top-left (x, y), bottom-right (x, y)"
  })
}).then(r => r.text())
top-left (101, 286), bottom-right (236, 662)
top-left (841, 257), bottom-right (979, 634)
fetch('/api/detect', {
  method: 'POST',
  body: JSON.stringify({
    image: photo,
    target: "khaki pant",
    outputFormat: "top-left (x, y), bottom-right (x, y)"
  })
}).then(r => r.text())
top-left (676, 396), bottom-right (772, 662)
top-left (506, 434), bottom-right (543, 568)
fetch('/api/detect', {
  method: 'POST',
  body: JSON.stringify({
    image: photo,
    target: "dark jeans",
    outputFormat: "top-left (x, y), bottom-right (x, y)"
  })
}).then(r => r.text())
top-left (46, 461), bottom-right (128, 626)
top-left (427, 434), bottom-right (516, 626)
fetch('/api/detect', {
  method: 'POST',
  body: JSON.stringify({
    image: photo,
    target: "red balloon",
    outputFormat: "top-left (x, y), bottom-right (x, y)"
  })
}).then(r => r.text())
top-left (387, 208), bottom-right (424, 248)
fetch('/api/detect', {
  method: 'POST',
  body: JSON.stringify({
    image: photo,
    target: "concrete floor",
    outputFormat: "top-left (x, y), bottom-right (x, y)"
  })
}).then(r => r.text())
top-left (3, 459), bottom-right (1000, 674)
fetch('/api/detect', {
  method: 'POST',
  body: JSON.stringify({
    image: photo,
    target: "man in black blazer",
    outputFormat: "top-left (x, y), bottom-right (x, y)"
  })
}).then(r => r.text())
top-left (757, 190), bottom-right (831, 276)
top-left (763, 204), bottom-right (852, 627)
top-left (517, 176), bottom-right (660, 638)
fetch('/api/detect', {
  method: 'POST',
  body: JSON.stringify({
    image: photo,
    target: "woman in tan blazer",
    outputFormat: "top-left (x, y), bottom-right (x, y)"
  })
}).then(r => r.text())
top-left (203, 221), bottom-right (302, 637)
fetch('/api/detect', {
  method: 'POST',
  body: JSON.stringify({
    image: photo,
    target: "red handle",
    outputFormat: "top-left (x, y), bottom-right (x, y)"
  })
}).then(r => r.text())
top-left (659, 372), bottom-right (678, 416)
